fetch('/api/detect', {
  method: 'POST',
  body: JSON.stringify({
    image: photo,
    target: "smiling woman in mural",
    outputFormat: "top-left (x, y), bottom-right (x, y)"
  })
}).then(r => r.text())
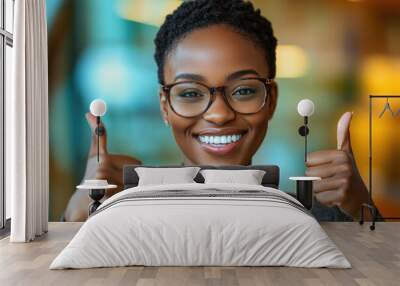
top-left (64, 0), bottom-right (372, 222)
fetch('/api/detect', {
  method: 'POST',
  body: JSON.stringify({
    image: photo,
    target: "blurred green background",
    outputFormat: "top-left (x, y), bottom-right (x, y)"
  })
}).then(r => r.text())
top-left (46, 0), bottom-right (400, 221)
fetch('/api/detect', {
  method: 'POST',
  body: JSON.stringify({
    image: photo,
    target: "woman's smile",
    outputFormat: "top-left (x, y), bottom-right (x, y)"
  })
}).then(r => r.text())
top-left (192, 128), bottom-right (248, 156)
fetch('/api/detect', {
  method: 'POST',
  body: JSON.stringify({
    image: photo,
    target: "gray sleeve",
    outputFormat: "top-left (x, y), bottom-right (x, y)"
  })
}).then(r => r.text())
top-left (311, 199), bottom-right (354, 222)
top-left (311, 197), bottom-right (383, 222)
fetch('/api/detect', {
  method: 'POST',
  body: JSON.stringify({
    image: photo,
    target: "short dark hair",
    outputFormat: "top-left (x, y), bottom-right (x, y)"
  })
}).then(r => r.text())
top-left (154, 0), bottom-right (278, 84)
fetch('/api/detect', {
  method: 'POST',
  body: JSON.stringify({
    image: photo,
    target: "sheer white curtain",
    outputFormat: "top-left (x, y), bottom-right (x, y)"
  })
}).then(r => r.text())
top-left (7, 0), bottom-right (49, 242)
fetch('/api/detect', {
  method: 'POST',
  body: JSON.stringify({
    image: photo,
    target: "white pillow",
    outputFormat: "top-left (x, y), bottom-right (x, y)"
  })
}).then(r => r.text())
top-left (135, 167), bottom-right (201, 186)
top-left (200, 169), bottom-right (266, 185)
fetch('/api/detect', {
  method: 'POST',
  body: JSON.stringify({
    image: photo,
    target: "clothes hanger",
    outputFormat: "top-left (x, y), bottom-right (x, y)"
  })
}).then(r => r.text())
top-left (378, 97), bottom-right (395, 118)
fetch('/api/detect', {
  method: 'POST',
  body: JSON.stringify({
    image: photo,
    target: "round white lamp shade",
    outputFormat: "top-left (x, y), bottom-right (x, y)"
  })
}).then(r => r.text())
top-left (297, 99), bottom-right (315, 117)
top-left (90, 99), bottom-right (107, 117)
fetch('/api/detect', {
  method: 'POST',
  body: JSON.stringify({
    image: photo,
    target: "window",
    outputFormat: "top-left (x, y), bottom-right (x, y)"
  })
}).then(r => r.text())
top-left (0, 0), bottom-right (14, 231)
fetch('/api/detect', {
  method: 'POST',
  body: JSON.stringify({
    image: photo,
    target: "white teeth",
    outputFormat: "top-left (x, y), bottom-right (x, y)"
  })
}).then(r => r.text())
top-left (198, 134), bottom-right (242, 145)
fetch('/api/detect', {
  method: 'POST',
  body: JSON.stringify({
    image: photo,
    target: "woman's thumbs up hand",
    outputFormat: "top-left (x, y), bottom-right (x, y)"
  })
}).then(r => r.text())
top-left (305, 112), bottom-right (370, 218)
top-left (85, 112), bottom-right (142, 196)
top-left (65, 113), bottom-right (143, 221)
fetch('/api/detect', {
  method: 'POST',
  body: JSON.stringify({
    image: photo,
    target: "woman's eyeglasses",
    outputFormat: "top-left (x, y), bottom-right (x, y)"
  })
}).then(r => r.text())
top-left (161, 77), bottom-right (274, 118)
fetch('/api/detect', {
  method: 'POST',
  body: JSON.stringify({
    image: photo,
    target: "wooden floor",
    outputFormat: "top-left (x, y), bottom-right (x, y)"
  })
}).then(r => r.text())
top-left (0, 222), bottom-right (399, 286)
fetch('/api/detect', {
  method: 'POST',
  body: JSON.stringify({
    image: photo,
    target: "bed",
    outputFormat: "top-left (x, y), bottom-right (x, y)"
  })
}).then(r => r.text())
top-left (50, 165), bottom-right (350, 269)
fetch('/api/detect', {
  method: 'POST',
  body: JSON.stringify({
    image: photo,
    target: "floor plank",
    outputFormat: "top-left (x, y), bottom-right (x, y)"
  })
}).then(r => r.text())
top-left (0, 222), bottom-right (399, 286)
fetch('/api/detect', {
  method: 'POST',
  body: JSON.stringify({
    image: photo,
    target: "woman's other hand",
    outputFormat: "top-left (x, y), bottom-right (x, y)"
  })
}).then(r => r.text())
top-left (64, 113), bottom-right (141, 221)
top-left (85, 113), bottom-right (142, 196)
top-left (305, 112), bottom-right (370, 219)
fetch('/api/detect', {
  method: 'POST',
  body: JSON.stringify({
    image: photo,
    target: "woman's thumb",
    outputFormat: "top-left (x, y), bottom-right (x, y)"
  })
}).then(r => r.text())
top-left (337, 111), bottom-right (353, 153)
top-left (86, 112), bottom-right (108, 155)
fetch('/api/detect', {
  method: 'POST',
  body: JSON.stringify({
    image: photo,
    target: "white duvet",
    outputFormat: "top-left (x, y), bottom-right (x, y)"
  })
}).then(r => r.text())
top-left (50, 183), bottom-right (351, 269)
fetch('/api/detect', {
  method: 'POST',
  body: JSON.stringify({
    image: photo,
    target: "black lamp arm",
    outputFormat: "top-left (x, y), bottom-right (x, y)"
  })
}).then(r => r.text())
top-left (298, 116), bottom-right (309, 163)
top-left (94, 116), bottom-right (105, 162)
top-left (304, 116), bottom-right (308, 163)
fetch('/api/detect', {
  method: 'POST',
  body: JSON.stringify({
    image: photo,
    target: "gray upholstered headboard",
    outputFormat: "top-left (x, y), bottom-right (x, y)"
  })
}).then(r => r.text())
top-left (123, 165), bottom-right (280, 189)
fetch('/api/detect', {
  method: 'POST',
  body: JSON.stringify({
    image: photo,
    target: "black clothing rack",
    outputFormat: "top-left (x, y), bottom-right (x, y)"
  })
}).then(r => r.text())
top-left (360, 95), bottom-right (400, 230)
